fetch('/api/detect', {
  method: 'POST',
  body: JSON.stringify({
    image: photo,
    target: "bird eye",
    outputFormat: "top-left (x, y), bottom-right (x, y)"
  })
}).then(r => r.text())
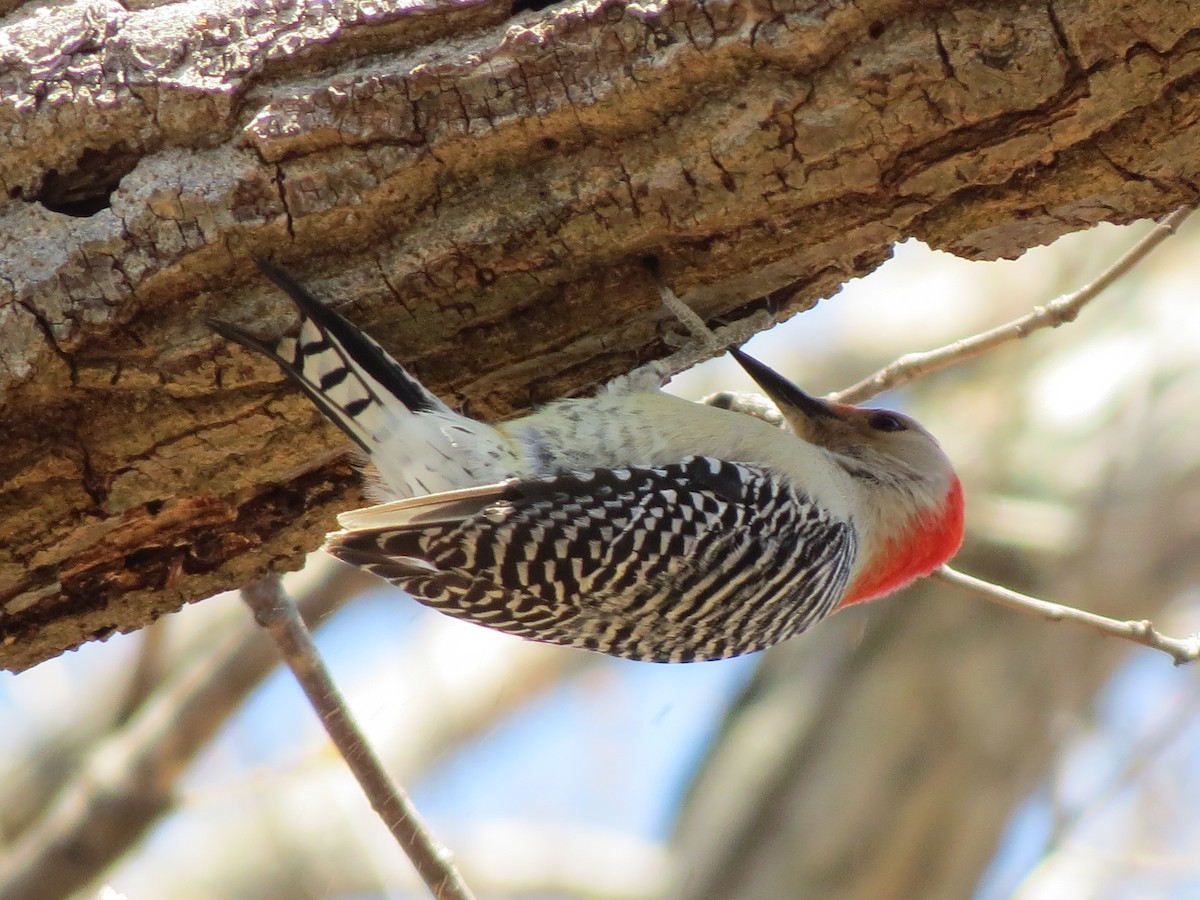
top-left (867, 412), bottom-right (907, 433)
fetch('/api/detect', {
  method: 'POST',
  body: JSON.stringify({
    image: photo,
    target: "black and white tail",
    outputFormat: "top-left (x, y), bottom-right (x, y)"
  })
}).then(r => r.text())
top-left (211, 261), bottom-right (515, 500)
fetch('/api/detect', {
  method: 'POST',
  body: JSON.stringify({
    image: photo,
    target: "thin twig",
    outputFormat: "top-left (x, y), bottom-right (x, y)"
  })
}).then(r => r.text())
top-left (0, 558), bottom-right (371, 900)
top-left (241, 576), bottom-right (477, 900)
top-left (1041, 681), bottom-right (1200, 859)
top-left (622, 287), bottom-right (777, 387)
top-left (933, 565), bottom-right (1200, 666)
top-left (113, 619), bottom-right (168, 726)
top-left (833, 206), bottom-right (1194, 404)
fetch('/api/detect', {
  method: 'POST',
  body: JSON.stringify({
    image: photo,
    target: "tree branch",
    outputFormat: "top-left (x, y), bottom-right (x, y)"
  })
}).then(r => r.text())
top-left (933, 565), bottom-right (1200, 666)
top-left (241, 576), bottom-right (476, 900)
top-left (0, 557), bottom-right (369, 900)
top-left (6, 0), bottom-right (1200, 672)
top-left (833, 206), bottom-right (1195, 404)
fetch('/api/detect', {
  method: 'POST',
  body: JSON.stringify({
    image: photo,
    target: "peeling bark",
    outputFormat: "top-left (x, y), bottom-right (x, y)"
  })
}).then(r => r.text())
top-left (2, 0), bottom-right (1198, 671)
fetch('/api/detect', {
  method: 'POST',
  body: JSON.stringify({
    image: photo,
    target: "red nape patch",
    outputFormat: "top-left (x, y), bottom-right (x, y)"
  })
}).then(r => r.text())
top-left (836, 476), bottom-right (965, 608)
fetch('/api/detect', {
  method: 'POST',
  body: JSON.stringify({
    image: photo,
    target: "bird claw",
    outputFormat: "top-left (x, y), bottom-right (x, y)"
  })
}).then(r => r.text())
top-left (702, 390), bottom-right (786, 427)
top-left (607, 362), bottom-right (672, 394)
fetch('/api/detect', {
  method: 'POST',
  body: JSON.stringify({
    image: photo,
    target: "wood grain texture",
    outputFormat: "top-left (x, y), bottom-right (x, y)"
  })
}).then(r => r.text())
top-left (2, 0), bottom-right (1198, 670)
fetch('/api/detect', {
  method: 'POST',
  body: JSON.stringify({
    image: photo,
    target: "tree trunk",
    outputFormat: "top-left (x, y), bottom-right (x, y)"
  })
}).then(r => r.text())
top-left (2, 0), bottom-right (1198, 671)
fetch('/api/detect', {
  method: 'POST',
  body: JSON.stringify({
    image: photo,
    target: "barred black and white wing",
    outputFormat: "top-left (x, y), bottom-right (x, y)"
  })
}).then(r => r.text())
top-left (326, 455), bottom-right (858, 663)
top-left (211, 261), bottom-right (515, 499)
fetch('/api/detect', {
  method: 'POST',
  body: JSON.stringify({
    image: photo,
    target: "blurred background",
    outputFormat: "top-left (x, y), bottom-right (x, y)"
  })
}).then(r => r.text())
top-left (3, 216), bottom-right (1200, 899)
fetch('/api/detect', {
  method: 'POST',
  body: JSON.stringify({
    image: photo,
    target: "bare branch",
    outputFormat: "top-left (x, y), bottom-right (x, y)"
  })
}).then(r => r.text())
top-left (241, 576), bottom-right (477, 900)
top-left (933, 565), bottom-right (1200, 666)
top-left (113, 620), bottom-right (169, 726)
top-left (833, 206), bottom-right (1195, 405)
top-left (0, 557), bottom-right (369, 900)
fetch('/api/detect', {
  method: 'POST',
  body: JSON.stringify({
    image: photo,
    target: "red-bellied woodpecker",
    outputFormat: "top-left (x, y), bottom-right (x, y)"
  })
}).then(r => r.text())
top-left (212, 263), bottom-right (964, 662)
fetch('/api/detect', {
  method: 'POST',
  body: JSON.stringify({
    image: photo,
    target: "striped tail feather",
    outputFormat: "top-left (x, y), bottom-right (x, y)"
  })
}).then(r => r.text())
top-left (211, 260), bottom-right (518, 501)
top-left (209, 260), bottom-right (449, 454)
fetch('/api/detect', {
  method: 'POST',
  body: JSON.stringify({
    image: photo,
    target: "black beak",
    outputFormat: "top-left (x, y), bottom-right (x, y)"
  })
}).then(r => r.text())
top-left (730, 349), bottom-right (841, 421)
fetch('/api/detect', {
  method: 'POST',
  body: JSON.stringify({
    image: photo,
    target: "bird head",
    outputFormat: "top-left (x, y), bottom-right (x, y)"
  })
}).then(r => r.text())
top-left (730, 349), bottom-right (954, 493)
top-left (731, 348), bottom-right (964, 604)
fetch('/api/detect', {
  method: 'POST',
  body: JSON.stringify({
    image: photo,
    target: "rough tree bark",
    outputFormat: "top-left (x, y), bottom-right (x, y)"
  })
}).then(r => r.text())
top-left (1, 0), bottom-right (1198, 671)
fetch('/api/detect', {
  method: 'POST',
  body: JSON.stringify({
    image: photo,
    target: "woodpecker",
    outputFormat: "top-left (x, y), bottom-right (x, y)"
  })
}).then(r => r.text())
top-left (212, 263), bottom-right (964, 663)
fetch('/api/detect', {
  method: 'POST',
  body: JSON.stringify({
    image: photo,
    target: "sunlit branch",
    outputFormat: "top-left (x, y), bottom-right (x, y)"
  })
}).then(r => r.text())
top-left (833, 206), bottom-right (1194, 404)
top-left (241, 576), bottom-right (477, 900)
top-left (934, 565), bottom-right (1200, 666)
top-left (1042, 682), bottom-right (1200, 861)
top-left (113, 619), bottom-right (168, 725)
top-left (0, 558), bottom-right (369, 900)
